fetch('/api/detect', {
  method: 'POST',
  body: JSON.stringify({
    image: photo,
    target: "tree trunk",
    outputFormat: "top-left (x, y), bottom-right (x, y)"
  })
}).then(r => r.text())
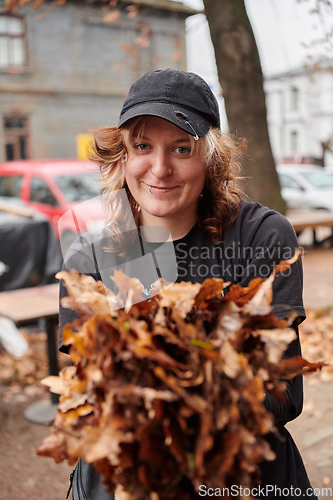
top-left (202, 0), bottom-right (286, 213)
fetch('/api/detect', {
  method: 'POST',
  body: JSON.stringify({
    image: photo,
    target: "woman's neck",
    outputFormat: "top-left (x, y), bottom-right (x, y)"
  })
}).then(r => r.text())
top-left (140, 212), bottom-right (197, 241)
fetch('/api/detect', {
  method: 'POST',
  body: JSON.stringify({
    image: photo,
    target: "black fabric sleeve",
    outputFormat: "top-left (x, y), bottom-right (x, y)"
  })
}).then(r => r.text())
top-left (263, 323), bottom-right (302, 424)
top-left (264, 382), bottom-right (292, 423)
top-left (223, 204), bottom-right (305, 425)
top-left (236, 207), bottom-right (305, 322)
top-left (239, 211), bottom-right (304, 423)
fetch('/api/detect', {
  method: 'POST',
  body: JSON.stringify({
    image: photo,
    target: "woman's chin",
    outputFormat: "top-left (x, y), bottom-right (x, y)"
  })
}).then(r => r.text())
top-left (140, 203), bottom-right (179, 221)
top-left (140, 200), bottom-right (198, 226)
top-left (144, 209), bottom-right (175, 220)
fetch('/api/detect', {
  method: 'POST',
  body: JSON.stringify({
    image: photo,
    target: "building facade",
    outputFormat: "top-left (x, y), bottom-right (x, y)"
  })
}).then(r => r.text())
top-left (265, 61), bottom-right (333, 167)
top-left (0, 0), bottom-right (196, 162)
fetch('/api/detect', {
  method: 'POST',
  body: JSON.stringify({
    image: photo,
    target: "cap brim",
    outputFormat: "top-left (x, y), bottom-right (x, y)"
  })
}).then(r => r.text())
top-left (117, 102), bottom-right (211, 138)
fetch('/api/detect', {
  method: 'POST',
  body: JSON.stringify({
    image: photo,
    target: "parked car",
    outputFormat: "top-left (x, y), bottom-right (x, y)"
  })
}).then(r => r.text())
top-left (277, 163), bottom-right (333, 213)
top-left (0, 159), bottom-right (107, 255)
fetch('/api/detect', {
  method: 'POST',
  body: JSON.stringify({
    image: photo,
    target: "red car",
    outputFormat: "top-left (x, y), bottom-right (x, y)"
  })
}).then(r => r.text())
top-left (0, 159), bottom-right (107, 254)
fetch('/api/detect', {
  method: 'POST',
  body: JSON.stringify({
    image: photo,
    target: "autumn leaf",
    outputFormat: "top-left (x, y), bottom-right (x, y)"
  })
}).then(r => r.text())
top-left (121, 43), bottom-right (133, 52)
top-left (38, 257), bottom-right (324, 499)
top-left (103, 9), bottom-right (121, 23)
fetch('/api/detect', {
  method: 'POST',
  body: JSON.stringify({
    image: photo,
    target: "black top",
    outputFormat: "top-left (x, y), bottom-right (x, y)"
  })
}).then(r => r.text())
top-left (59, 200), bottom-right (316, 499)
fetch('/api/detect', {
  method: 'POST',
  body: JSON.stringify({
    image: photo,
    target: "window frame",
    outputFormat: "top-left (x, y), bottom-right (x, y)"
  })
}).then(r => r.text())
top-left (278, 173), bottom-right (304, 191)
top-left (0, 174), bottom-right (23, 198)
top-left (290, 130), bottom-right (298, 153)
top-left (30, 176), bottom-right (60, 206)
top-left (2, 115), bottom-right (31, 161)
top-left (0, 13), bottom-right (28, 73)
top-left (290, 86), bottom-right (299, 112)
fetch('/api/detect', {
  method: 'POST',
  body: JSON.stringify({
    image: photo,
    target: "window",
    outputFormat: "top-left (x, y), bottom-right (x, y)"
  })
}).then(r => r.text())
top-left (3, 116), bottom-right (29, 160)
top-left (278, 174), bottom-right (303, 191)
top-left (290, 86), bottom-right (298, 111)
top-left (54, 173), bottom-right (100, 202)
top-left (30, 177), bottom-right (59, 206)
top-left (0, 175), bottom-right (23, 197)
top-left (0, 14), bottom-right (27, 71)
top-left (300, 170), bottom-right (333, 189)
top-left (290, 130), bottom-right (298, 153)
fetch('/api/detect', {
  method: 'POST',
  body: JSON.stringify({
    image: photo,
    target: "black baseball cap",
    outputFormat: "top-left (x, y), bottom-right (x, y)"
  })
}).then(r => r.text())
top-left (117, 69), bottom-right (220, 138)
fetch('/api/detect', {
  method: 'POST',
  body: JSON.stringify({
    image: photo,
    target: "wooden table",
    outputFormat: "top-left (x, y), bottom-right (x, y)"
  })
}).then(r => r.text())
top-left (0, 283), bottom-right (59, 322)
top-left (0, 283), bottom-right (60, 422)
top-left (287, 210), bottom-right (333, 245)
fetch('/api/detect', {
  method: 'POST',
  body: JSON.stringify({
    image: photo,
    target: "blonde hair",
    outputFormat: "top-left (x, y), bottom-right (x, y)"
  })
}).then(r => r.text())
top-left (90, 118), bottom-right (243, 256)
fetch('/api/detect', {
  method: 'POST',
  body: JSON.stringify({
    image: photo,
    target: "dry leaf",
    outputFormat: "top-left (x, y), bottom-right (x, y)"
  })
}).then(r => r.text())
top-left (38, 260), bottom-right (324, 499)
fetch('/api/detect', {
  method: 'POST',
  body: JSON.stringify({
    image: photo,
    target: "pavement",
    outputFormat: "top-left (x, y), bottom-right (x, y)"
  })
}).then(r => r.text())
top-left (287, 245), bottom-right (333, 499)
top-left (287, 380), bottom-right (333, 499)
top-left (302, 245), bottom-right (333, 310)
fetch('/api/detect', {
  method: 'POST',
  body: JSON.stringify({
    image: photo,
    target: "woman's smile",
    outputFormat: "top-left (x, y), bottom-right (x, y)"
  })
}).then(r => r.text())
top-left (144, 183), bottom-right (178, 194)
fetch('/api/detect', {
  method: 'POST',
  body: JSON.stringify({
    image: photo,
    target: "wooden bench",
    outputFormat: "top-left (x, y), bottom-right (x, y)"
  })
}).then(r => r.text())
top-left (286, 210), bottom-right (333, 245)
top-left (0, 283), bottom-right (60, 422)
top-left (0, 200), bottom-right (34, 218)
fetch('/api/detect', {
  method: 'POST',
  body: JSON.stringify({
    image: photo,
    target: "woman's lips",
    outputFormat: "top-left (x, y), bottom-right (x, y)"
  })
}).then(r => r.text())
top-left (147, 184), bottom-right (178, 194)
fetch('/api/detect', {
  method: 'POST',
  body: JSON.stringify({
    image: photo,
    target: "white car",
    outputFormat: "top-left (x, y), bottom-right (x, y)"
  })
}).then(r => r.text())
top-left (276, 163), bottom-right (333, 213)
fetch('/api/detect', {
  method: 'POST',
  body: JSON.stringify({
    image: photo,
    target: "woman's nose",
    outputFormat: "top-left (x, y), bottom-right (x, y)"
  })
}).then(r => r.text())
top-left (150, 149), bottom-right (171, 178)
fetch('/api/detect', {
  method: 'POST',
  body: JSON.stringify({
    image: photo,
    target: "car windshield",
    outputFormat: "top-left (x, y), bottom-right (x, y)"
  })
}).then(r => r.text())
top-left (300, 170), bottom-right (333, 189)
top-left (53, 172), bottom-right (101, 201)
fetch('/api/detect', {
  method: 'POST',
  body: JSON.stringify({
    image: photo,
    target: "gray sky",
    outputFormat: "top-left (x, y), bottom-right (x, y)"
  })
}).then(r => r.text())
top-left (175, 0), bottom-right (333, 127)
top-left (182, 0), bottom-right (332, 79)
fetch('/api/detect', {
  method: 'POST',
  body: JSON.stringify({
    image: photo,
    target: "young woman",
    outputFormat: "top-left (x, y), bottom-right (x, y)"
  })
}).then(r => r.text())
top-left (60, 69), bottom-right (316, 499)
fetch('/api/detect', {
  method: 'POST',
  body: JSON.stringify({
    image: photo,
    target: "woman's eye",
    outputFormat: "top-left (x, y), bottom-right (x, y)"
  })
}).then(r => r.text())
top-left (175, 146), bottom-right (190, 154)
top-left (136, 143), bottom-right (150, 151)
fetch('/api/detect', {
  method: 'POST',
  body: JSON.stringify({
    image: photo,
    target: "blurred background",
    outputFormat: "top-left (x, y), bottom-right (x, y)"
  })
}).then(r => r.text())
top-left (2, 0), bottom-right (333, 264)
top-left (0, 1), bottom-right (333, 499)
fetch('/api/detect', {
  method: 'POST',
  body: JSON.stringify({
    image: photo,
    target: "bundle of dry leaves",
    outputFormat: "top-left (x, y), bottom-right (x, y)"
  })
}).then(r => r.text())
top-left (37, 253), bottom-right (323, 499)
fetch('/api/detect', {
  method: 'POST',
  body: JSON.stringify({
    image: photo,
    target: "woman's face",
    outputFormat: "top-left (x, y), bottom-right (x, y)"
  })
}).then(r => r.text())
top-left (124, 117), bottom-right (206, 231)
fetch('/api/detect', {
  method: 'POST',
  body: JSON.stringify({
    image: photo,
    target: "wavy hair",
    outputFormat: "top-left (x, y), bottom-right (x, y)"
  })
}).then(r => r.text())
top-left (90, 119), bottom-right (243, 256)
